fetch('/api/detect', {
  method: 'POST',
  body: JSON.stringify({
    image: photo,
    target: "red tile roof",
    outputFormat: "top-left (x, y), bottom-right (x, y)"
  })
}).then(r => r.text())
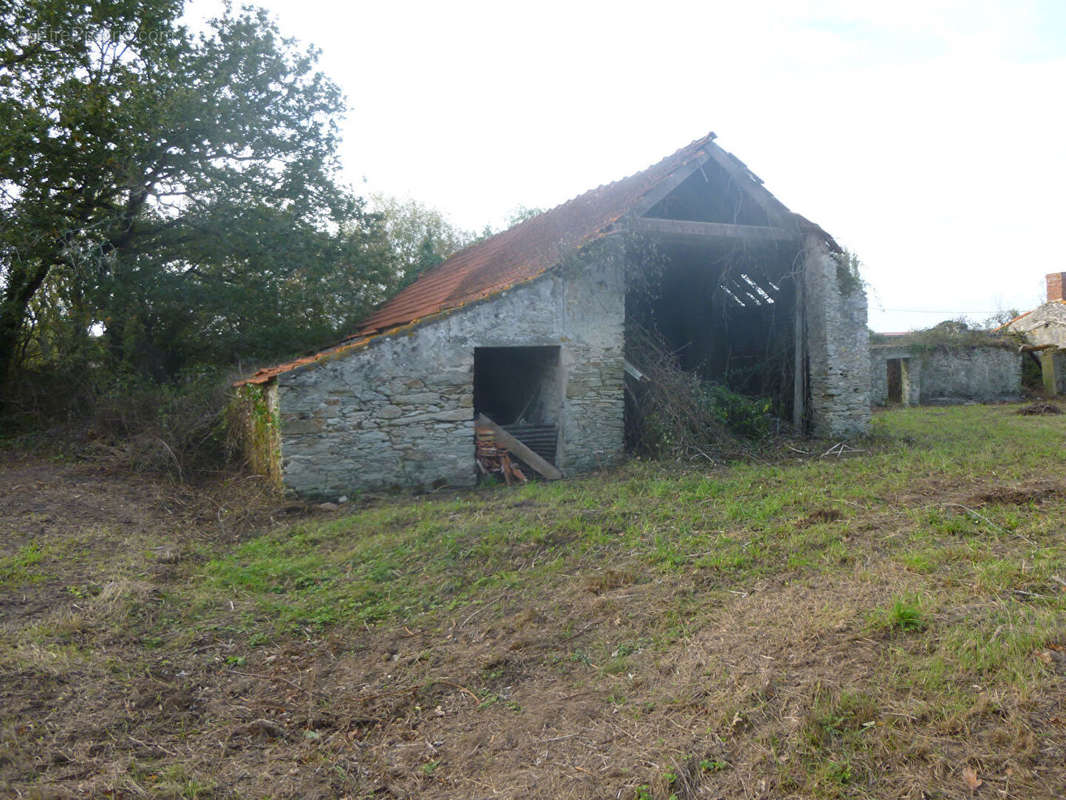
top-left (356, 132), bottom-right (717, 335)
top-left (236, 131), bottom-right (745, 386)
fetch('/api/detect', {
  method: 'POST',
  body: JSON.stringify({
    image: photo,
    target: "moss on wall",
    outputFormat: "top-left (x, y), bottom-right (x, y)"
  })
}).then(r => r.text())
top-left (228, 382), bottom-right (282, 488)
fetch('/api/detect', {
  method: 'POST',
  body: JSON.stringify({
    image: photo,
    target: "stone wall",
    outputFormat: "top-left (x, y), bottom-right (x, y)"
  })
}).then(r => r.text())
top-left (803, 237), bottom-right (871, 437)
top-left (870, 345), bottom-right (1021, 406)
top-left (274, 241), bottom-right (626, 496)
top-left (869, 345), bottom-right (921, 406)
top-left (919, 347), bottom-right (1021, 404)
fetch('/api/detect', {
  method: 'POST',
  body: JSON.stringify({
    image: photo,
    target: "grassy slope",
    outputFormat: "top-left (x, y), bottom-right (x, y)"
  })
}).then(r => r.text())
top-left (2, 404), bottom-right (1065, 799)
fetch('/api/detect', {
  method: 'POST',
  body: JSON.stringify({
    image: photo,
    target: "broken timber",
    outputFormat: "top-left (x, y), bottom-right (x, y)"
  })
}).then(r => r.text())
top-left (476, 414), bottom-right (563, 480)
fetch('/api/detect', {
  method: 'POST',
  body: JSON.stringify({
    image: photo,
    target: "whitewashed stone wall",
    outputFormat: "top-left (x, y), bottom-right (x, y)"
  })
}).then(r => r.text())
top-left (1005, 302), bottom-right (1066, 349)
top-left (274, 241), bottom-right (626, 496)
top-left (804, 237), bottom-right (872, 437)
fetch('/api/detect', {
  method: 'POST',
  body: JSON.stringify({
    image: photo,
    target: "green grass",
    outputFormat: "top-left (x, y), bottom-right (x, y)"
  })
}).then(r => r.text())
top-left (187, 404), bottom-right (1066, 796)
top-left (198, 405), bottom-right (1066, 639)
top-left (5, 403), bottom-right (1065, 799)
top-left (0, 542), bottom-right (48, 588)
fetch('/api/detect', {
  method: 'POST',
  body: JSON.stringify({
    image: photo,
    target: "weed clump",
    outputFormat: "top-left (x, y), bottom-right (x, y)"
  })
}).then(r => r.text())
top-left (868, 596), bottom-right (928, 634)
top-left (1017, 402), bottom-right (1062, 416)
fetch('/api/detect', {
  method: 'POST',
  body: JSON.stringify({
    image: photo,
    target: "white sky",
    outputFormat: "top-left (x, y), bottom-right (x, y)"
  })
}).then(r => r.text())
top-left (189, 0), bottom-right (1066, 332)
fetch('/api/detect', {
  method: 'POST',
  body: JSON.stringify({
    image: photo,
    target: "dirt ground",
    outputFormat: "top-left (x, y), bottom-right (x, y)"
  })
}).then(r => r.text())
top-left (1, 441), bottom-right (1064, 799)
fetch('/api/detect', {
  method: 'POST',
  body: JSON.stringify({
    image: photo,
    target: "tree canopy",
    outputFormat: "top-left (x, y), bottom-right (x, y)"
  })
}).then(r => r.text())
top-left (0, 0), bottom-right (397, 395)
top-left (369, 194), bottom-right (473, 289)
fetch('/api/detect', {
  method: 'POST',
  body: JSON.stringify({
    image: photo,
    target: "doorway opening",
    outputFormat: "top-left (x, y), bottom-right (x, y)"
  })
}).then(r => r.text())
top-left (473, 346), bottom-right (562, 465)
top-left (886, 358), bottom-right (910, 405)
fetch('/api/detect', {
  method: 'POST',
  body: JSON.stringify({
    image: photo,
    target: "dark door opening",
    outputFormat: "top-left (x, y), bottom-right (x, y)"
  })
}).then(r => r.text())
top-left (474, 346), bottom-right (562, 465)
top-left (887, 358), bottom-right (903, 404)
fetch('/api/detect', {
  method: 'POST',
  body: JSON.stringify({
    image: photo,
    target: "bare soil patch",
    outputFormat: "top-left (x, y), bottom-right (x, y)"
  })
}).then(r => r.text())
top-left (796, 508), bottom-right (844, 527)
top-left (973, 482), bottom-right (1064, 506)
top-left (1016, 402), bottom-right (1062, 415)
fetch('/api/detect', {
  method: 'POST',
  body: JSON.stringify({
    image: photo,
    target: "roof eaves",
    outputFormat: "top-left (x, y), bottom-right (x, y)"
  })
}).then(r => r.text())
top-left (233, 267), bottom-right (567, 387)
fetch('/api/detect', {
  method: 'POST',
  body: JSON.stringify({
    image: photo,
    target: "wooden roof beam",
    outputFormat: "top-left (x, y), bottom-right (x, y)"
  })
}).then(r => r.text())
top-left (629, 216), bottom-right (801, 244)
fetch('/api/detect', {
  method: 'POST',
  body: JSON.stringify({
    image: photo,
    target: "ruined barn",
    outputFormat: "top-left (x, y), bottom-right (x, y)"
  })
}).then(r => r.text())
top-left (235, 133), bottom-right (870, 496)
top-left (869, 336), bottom-right (1021, 407)
top-left (1000, 272), bottom-right (1066, 395)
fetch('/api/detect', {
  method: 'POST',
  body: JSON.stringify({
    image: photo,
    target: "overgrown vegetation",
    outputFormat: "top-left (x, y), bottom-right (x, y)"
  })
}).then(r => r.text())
top-left (4, 405), bottom-right (1063, 798)
top-left (871, 318), bottom-right (1023, 351)
top-left (626, 325), bottom-right (775, 460)
top-left (1, 364), bottom-right (236, 480)
top-left (0, 1), bottom-right (481, 468)
top-left (832, 248), bottom-right (864, 295)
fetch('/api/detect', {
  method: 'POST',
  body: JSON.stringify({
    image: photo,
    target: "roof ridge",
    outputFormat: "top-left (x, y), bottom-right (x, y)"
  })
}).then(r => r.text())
top-left (354, 131), bottom-right (718, 335)
top-left (235, 130), bottom-right (797, 387)
top-left (358, 131), bottom-right (719, 311)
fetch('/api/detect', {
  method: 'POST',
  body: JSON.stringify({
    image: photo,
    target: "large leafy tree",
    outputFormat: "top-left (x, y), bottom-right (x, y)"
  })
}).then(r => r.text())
top-left (0, 0), bottom-right (395, 392)
top-left (370, 194), bottom-right (473, 289)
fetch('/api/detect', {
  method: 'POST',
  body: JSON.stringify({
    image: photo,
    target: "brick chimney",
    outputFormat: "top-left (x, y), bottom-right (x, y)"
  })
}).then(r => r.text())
top-left (1048, 272), bottom-right (1066, 303)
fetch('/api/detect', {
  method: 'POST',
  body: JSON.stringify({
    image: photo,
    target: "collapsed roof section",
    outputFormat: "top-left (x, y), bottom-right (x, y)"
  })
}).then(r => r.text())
top-left (237, 132), bottom-right (837, 386)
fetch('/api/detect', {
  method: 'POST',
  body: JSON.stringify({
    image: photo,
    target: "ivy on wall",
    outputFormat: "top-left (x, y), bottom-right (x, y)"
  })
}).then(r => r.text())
top-left (228, 384), bottom-right (283, 488)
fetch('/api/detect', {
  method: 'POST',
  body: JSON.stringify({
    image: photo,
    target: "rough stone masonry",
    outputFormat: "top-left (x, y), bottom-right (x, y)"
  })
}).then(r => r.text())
top-left (804, 236), bottom-right (872, 437)
top-left (275, 241), bottom-right (627, 496)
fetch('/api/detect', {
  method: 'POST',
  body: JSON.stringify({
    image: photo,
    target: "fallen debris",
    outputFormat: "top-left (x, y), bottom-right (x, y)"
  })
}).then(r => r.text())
top-left (1016, 402), bottom-right (1062, 415)
top-left (475, 419), bottom-right (527, 485)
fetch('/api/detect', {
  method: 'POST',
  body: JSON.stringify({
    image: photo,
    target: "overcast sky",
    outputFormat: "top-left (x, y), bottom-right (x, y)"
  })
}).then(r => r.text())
top-left (190, 1), bottom-right (1066, 332)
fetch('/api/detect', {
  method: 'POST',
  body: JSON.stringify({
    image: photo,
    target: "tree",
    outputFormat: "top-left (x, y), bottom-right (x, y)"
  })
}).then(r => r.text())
top-left (0, 0), bottom-right (395, 395)
top-left (505, 205), bottom-right (544, 227)
top-left (369, 194), bottom-right (473, 288)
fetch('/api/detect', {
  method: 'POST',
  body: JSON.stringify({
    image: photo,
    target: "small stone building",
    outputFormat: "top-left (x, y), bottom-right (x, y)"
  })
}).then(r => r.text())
top-left (1000, 272), bottom-right (1066, 395)
top-left (235, 133), bottom-right (870, 496)
top-left (870, 337), bottom-right (1021, 407)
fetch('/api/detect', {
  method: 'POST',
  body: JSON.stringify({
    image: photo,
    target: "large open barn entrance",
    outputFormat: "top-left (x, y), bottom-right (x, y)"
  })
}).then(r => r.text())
top-left (621, 153), bottom-right (807, 448)
top-left (630, 239), bottom-right (800, 397)
top-left (624, 236), bottom-right (803, 449)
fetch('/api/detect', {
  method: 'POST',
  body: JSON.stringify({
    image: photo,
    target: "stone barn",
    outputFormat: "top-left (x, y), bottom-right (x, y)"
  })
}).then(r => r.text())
top-left (870, 338), bottom-right (1022, 407)
top-left (1000, 272), bottom-right (1066, 395)
top-left (235, 132), bottom-right (870, 496)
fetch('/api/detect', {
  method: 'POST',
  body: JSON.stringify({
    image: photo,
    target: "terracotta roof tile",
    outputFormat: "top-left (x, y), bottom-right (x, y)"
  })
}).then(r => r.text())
top-left (236, 132), bottom-right (720, 386)
top-left (356, 132), bottom-right (718, 335)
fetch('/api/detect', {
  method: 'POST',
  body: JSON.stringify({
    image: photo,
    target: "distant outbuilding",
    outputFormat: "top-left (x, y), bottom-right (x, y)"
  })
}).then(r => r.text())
top-left (999, 273), bottom-right (1066, 395)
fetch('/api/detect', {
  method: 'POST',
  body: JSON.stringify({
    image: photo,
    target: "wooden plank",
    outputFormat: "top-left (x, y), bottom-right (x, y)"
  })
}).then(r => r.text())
top-left (629, 216), bottom-right (799, 243)
top-left (624, 359), bottom-right (648, 382)
top-left (476, 414), bottom-right (563, 480)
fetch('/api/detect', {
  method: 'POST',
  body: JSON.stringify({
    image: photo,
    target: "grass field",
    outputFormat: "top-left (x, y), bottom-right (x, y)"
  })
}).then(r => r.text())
top-left (2, 404), bottom-right (1065, 799)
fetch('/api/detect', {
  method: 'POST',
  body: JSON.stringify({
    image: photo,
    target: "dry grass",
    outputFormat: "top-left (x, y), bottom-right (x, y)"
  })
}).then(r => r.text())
top-left (1, 404), bottom-right (1065, 798)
